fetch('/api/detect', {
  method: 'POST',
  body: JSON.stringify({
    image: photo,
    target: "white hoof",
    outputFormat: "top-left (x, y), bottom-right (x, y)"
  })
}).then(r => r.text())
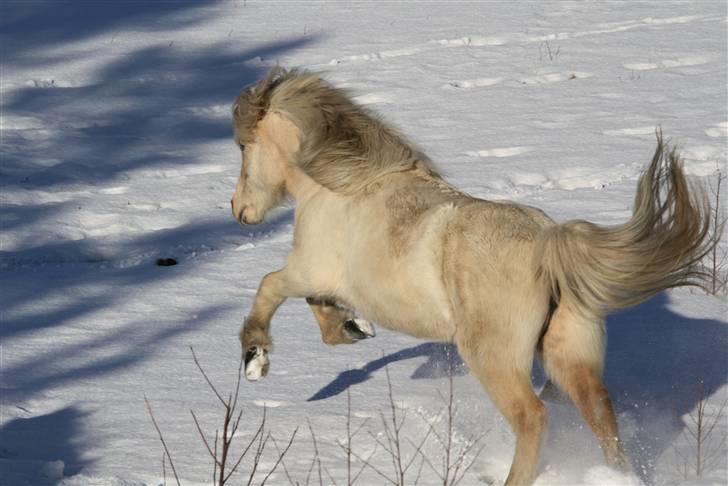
top-left (244, 347), bottom-right (269, 381)
top-left (344, 318), bottom-right (376, 340)
top-left (353, 318), bottom-right (376, 337)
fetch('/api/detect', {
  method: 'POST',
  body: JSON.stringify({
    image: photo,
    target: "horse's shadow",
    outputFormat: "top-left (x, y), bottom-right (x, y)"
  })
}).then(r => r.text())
top-left (307, 341), bottom-right (468, 401)
top-left (603, 293), bottom-right (728, 481)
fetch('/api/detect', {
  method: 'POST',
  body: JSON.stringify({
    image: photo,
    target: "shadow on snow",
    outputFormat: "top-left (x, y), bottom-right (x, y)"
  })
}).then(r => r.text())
top-left (0, 406), bottom-right (88, 484)
top-left (0, 2), bottom-right (311, 481)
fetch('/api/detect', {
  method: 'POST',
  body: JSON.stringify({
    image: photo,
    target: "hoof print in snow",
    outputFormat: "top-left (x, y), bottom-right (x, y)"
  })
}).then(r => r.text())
top-left (156, 258), bottom-right (177, 266)
top-left (244, 346), bottom-right (269, 381)
top-left (343, 318), bottom-right (376, 341)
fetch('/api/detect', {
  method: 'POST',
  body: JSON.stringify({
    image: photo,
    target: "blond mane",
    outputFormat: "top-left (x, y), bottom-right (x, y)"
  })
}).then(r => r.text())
top-left (233, 67), bottom-right (441, 194)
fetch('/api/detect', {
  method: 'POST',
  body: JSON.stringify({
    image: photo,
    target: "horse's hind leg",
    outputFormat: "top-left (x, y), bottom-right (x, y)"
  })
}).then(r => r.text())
top-left (541, 302), bottom-right (629, 470)
top-left (457, 329), bottom-right (547, 485)
top-left (306, 298), bottom-right (375, 344)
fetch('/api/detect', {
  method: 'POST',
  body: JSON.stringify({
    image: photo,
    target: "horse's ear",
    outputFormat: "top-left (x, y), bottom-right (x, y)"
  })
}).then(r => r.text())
top-left (243, 67), bottom-right (290, 120)
top-left (254, 66), bottom-right (289, 97)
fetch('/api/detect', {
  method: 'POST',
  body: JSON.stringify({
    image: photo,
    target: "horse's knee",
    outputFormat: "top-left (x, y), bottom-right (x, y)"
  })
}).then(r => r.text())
top-left (240, 319), bottom-right (272, 350)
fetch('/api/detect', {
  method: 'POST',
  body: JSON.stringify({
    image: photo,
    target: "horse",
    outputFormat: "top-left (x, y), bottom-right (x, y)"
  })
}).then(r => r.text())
top-left (229, 67), bottom-right (712, 485)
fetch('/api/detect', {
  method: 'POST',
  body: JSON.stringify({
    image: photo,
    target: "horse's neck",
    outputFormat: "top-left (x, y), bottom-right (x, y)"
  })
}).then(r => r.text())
top-left (285, 164), bottom-right (325, 205)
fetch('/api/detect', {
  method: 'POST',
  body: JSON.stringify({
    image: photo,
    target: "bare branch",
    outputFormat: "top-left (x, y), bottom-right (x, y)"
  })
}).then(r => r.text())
top-left (260, 427), bottom-right (298, 486)
top-left (191, 409), bottom-right (221, 465)
top-left (350, 446), bottom-right (397, 485)
top-left (226, 408), bottom-right (267, 482)
top-left (306, 418), bottom-right (324, 486)
top-left (144, 396), bottom-right (182, 486)
top-left (271, 435), bottom-right (297, 486)
top-left (190, 346), bottom-right (227, 408)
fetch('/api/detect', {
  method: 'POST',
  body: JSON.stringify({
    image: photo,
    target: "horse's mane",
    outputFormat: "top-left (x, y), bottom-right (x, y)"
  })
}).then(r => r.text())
top-left (233, 67), bottom-right (441, 194)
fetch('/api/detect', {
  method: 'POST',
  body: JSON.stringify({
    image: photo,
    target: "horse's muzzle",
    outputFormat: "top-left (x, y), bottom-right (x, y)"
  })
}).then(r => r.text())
top-left (232, 201), bottom-right (262, 226)
top-left (231, 199), bottom-right (248, 225)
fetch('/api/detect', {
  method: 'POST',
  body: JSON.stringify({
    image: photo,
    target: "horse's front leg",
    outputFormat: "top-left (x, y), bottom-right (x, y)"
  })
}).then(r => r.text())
top-left (306, 298), bottom-right (375, 345)
top-left (240, 269), bottom-right (294, 380)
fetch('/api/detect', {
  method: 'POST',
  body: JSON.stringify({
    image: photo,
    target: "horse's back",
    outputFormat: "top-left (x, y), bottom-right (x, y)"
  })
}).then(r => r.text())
top-left (441, 198), bottom-right (555, 360)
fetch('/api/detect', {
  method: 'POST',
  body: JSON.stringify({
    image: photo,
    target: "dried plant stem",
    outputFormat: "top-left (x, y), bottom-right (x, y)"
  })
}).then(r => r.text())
top-left (306, 418), bottom-right (324, 486)
top-left (708, 171), bottom-right (727, 294)
top-left (672, 379), bottom-right (728, 478)
top-left (261, 427), bottom-right (298, 485)
top-left (144, 396), bottom-right (182, 486)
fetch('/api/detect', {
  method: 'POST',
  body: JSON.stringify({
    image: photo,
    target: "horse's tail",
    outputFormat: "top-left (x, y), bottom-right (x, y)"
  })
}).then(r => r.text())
top-left (534, 132), bottom-right (715, 317)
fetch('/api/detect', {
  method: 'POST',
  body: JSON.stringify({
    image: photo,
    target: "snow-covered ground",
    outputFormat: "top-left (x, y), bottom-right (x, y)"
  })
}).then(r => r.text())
top-left (1, 1), bottom-right (726, 485)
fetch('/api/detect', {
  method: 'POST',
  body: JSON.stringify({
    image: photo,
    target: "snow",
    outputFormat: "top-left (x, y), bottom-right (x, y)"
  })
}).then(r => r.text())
top-left (1, 1), bottom-right (726, 485)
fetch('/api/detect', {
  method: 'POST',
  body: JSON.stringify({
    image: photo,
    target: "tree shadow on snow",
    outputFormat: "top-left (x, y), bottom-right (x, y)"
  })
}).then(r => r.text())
top-left (0, 0), bottom-right (224, 60)
top-left (0, 207), bottom-right (293, 341)
top-left (0, 406), bottom-right (88, 484)
top-left (1, 3), bottom-right (310, 478)
top-left (1, 1), bottom-right (316, 245)
top-left (0, 35), bottom-right (313, 191)
top-left (0, 0), bottom-right (306, 356)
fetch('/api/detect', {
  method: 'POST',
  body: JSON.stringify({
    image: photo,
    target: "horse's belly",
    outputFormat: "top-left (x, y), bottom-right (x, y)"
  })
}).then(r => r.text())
top-left (345, 272), bottom-right (455, 341)
top-left (337, 195), bottom-right (457, 340)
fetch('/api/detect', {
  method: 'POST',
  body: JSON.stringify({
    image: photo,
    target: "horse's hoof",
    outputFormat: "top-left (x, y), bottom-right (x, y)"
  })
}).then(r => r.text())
top-left (343, 319), bottom-right (376, 341)
top-left (244, 346), bottom-right (269, 381)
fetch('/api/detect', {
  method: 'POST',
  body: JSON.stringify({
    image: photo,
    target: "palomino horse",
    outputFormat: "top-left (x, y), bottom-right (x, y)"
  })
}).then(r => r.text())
top-left (229, 68), bottom-right (712, 485)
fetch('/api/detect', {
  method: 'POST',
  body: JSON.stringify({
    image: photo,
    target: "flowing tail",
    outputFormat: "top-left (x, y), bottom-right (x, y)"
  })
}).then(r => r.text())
top-left (534, 132), bottom-right (715, 317)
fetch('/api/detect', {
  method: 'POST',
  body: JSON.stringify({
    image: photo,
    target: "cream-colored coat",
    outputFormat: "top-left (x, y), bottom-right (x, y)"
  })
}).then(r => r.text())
top-left (229, 68), bottom-right (713, 485)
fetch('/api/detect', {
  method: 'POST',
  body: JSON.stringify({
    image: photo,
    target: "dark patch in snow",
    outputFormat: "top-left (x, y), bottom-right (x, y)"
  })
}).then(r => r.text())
top-left (0, 406), bottom-right (89, 481)
top-left (308, 342), bottom-right (468, 401)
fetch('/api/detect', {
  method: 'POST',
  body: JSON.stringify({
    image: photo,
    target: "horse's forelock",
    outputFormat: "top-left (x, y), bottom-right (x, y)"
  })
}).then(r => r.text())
top-left (233, 67), bottom-right (296, 144)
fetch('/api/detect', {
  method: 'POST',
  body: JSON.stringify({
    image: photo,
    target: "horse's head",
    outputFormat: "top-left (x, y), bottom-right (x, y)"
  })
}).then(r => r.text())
top-left (230, 67), bottom-right (436, 224)
top-left (230, 69), bottom-right (300, 225)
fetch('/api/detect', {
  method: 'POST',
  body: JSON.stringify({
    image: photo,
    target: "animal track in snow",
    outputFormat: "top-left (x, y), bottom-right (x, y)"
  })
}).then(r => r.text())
top-left (447, 72), bottom-right (591, 90)
top-left (623, 55), bottom-right (711, 71)
top-left (681, 145), bottom-right (725, 176)
top-left (436, 36), bottom-right (507, 47)
top-left (328, 46), bottom-right (426, 65)
top-left (321, 14), bottom-right (716, 71)
top-left (446, 77), bottom-right (504, 89)
top-left (138, 164), bottom-right (228, 178)
top-left (519, 71), bottom-right (593, 85)
top-left (352, 92), bottom-right (394, 105)
top-left (465, 146), bottom-right (532, 158)
top-left (24, 78), bottom-right (85, 88)
top-left (549, 165), bottom-right (637, 191)
top-left (320, 13), bottom-right (716, 70)
top-left (603, 126), bottom-right (656, 137)
top-left (235, 243), bottom-right (256, 251)
top-left (98, 186), bottom-right (129, 195)
top-left (705, 122), bottom-right (728, 138)
top-left (252, 399), bottom-right (288, 408)
top-left (508, 171), bottom-right (550, 187)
